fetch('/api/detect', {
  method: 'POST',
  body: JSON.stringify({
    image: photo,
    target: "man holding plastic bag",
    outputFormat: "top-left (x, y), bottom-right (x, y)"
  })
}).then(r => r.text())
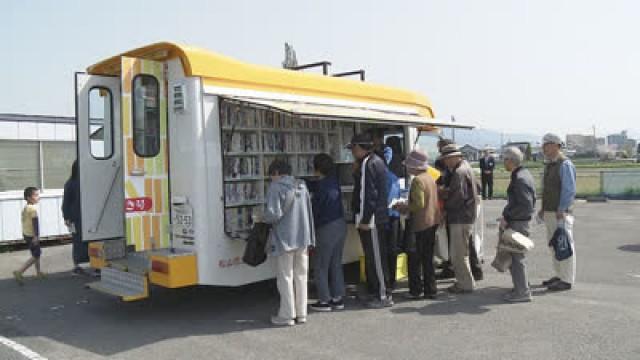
top-left (538, 133), bottom-right (577, 292)
top-left (497, 147), bottom-right (536, 302)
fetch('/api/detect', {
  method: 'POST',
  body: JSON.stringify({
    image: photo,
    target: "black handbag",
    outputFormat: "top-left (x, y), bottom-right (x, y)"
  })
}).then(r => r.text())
top-left (549, 224), bottom-right (573, 261)
top-left (242, 222), bottom-right (272, 267)
top-left (242, 187), bottom-right (296, 266)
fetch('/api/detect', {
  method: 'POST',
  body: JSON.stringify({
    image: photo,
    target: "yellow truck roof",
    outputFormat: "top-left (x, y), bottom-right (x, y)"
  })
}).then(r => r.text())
top-left (87, 42), bottom-right (434, 117)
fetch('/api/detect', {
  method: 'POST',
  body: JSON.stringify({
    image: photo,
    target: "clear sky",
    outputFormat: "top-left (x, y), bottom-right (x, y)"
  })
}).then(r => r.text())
top-left (3, 0), bottom-right (639, 138)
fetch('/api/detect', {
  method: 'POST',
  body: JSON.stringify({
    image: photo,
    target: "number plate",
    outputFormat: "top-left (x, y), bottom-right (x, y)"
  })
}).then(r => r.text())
top-left (172, 203), bottom-right (194, 241)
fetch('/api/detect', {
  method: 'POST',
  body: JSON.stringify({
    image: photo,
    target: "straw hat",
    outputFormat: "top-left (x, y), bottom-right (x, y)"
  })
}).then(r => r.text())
top-left (438, 144), bottom-right (463, 160)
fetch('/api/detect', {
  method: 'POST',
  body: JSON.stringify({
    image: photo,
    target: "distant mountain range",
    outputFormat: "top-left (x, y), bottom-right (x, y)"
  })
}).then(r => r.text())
top-left (440, 128), bottom-right (543, 149)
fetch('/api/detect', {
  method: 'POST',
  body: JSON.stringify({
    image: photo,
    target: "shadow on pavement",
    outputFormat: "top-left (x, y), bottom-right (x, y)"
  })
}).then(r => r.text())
top-left (390, 287), bottom-right (513, 316)
top-left (0, 270), bottom-right (285, 357)
top-left (618, 244), bottom-right (640, 253)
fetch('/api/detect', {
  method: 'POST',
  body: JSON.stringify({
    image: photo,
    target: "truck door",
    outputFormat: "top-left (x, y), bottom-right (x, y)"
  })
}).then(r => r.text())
top-left (75, 73), bottom-right (124, 241)
top-left (120, 57), bottom-right (170, 251)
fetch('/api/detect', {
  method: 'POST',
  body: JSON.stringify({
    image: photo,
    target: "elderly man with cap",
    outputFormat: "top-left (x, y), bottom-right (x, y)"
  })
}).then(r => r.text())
top-left (348, 132), bottom-right (393, 308)
top-left (538, 133), bottom-right (577, 291)
top-left (439, 144), bottom-right (478, 293)
top-left (394, 150), bottom-right (441, 299)
top-left (499, 146), bottom-right (536, 302)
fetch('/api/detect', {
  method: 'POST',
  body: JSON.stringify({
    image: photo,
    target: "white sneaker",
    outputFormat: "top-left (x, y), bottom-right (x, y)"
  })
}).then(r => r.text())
top-left (270, 315), bottom-right (294, 326)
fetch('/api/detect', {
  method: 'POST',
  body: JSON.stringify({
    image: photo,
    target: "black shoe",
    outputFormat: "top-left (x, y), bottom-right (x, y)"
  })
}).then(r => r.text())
top-left (404, 293), bottom-right (422, 300)
top-left (424, 293), bottom-right (439, 300)
top-left (329, 299), bottom-right (345, 310)
top-left (436, 269), bottom-right (455, 280)
top-left (547, 281), bottom-right (572, 291)
top-left (310, 302), bottom-right (332, 312)
top-left (472, 271), bottom-right (484, 281)
top-left (542, 277), bottom-right (560, 286)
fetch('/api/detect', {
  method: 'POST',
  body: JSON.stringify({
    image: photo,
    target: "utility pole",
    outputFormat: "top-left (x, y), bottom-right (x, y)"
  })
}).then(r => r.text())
top-left (592, 124), bottom-right (597, 157)
top-left (451, 115), bottom-right (456, 142)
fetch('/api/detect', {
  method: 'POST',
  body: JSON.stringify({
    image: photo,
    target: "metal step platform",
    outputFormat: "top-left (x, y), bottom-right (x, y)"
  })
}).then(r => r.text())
top-left (87, 251), bottom-right (151, 301)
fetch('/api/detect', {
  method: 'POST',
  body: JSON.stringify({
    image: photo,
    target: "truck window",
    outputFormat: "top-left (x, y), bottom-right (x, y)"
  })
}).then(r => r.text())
top-left (132, 75), bottom-right (160, 157)
top-left (88, 87), bottom-right (113, 159)
top-left (416, 131), bottom-right (440, 165)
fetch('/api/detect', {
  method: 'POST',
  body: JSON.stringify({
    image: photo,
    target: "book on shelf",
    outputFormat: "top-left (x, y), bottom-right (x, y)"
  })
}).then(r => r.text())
top-left (225, 207), bottom-right (261, 236)
top-left (262, 133), bottom-right (297, 153)
top-left (221, 102), bottom-right (260, 128)
top-left (224, 182), bottom-right (260, 205)
top-left (295, 155), bottom-right (315, 176)
top-left (223, 132), bottom-right (259, 153)
top-left (224, 157), bottom-right (261, 179)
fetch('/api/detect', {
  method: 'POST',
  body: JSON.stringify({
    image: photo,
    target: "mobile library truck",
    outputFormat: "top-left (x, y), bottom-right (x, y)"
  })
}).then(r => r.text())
top-left (76, 42), bottom-right (470, 301)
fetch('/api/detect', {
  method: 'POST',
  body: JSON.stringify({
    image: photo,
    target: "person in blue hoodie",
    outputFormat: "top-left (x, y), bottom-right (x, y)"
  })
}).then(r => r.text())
top-left (383, 145), bottom-right (402, 290)
top-left (306, 154), bottom-right (347, 312)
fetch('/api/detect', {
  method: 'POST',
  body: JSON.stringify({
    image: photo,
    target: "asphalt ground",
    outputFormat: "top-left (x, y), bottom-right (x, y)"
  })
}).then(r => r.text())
top-left (1, 200), bottom-right (639, 360)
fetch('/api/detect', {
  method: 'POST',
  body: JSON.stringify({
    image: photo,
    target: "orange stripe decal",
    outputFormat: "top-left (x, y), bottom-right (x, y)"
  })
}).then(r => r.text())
top-left (152, 216), bottom-right (160, 249)
top-left (143, 215), bottom-right (151, 250)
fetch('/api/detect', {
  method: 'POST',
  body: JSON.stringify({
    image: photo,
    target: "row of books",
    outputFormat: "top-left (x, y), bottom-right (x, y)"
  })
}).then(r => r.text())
top-left (224, 157), bottom-right (261, 179)
top-left (220, 101), bottom-right (340, 131)
top-left (224, 207), bottom-right (259, 237)
top-left (223, 132), bottom-right (259, 153)
top-left (224, 182), bottom-right (261, 205)
top-left (220, 103), bottom-right (260, 129)
top-left (262, 132), bottom-right (296, 153)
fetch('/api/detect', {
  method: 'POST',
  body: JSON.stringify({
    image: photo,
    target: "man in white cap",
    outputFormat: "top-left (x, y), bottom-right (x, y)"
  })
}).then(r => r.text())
top-left (439, 144), bottom-right (478, 293)
top-left (538, 133), bottom-right (577, 291)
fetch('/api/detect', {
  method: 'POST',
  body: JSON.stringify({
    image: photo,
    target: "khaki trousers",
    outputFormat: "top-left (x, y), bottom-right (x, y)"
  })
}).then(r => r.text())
top-left (543, 212), bottom-right (576, 284)
top-left (276, 248), bottom-right (309, 320)
top-left (449, 223), bottom-right (475, 291)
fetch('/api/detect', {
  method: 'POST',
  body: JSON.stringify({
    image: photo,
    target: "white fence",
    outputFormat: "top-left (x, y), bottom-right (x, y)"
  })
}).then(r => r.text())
top-left (0, 190), bottom-right (70, 244)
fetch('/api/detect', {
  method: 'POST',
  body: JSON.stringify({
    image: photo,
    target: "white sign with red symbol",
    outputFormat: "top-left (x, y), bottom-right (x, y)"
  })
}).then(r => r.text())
top-left (125, 197), bottom-right (153, 213)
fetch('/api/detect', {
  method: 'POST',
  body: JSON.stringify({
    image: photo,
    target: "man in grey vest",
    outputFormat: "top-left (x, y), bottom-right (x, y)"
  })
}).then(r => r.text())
top-left (538, 133), bottom-right (577, 291)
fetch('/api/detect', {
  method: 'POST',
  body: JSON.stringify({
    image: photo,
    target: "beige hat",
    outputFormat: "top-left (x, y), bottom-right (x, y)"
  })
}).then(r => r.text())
top-left (438, 144), bottom-right (463, 160)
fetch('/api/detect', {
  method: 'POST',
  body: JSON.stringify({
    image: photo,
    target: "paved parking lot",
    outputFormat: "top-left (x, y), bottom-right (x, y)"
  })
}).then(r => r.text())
top-left (1, 200), bottom-right (640, 360)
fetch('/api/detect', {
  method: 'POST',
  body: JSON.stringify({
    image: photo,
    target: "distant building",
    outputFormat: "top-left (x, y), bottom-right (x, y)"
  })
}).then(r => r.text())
top-left (503, 142), bottom-right (532, 161)
top-left (623, 138), bottom-right (637, 156)
top-left (460, 144), bottom-right (480, 161)
top-left (0, 113), bottom-right (76, 192)
top-left (596, 137), bottom-right (606, 146)
top-left (566, 134), bottom-right (596, 155)
top-left (607, 131), bottom-right (628, 150)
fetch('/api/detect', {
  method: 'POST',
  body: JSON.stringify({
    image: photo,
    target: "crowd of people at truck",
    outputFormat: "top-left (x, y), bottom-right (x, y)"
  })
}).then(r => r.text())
top-left (11, 131), bottom-right (577, 328)
top-left (261, 131), bottom-right (577, 326)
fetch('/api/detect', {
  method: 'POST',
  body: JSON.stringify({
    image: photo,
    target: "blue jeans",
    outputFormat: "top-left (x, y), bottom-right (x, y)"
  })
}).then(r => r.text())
top-left (314, 219), bottom-right (347, 302)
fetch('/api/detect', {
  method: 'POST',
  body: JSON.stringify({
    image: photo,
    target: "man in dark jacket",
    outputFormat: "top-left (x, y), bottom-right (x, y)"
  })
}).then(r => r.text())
top-left (499, 147), bottom-right (536, 302)
top-left (440, 144), bottom-right (478, 293)
top-left (349, 133), bottom-right (392, 308)
top-left (479, 149), bottom-right (496, 200)
top-left (62, 160), bottom-right (89, 275)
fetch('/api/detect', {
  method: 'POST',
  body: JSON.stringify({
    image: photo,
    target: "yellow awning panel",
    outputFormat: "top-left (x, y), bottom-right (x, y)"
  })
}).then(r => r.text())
top-left (87, 42), bottom-right (435, 118)
top-left (221, 96), bottom-right (473, 129)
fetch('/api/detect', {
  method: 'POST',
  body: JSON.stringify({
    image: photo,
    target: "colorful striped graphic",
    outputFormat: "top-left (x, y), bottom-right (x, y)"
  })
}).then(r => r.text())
top-left (121, 56), bottom-right (170, 251)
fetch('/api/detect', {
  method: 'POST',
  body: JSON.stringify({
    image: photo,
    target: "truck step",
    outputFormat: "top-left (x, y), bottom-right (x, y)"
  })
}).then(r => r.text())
top-left (88, 267), bottom-right (148, 301)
